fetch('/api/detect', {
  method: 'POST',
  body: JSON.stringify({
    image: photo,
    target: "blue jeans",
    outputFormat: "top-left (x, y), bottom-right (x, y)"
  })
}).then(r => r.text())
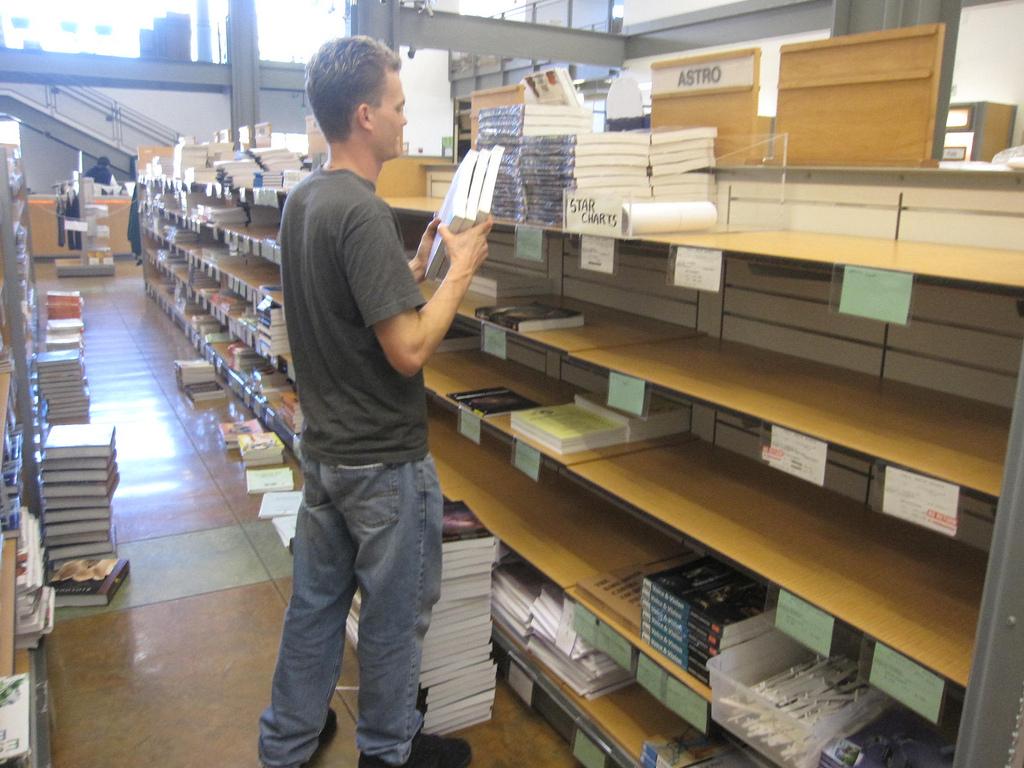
top-left (258, 454), bottom-right (443, 768)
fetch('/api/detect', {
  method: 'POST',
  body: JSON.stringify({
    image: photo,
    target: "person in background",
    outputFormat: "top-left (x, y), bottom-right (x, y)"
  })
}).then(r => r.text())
top-left (257, 35), bottom-right (491, 768)
top-left (82, 156), bottom-right (115, 186)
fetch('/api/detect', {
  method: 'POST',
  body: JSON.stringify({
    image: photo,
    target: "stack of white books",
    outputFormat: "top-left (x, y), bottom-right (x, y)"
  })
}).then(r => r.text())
top-left (36, 350), bottom-right (90, 424)
top-left (184, 166), bottom-right (218, 185)
top-left (15, 513), bottom-right (54, 649)
top-left (214, 158), bottom-right (261, 189)
top-left (258, 490), bottom-right (303, 548)
top-left (573, 393), bottom-right (689, 442)
top-left (283, 169), bottom-right (310, 190)
top-left (492, 557), bottom-right (632, 699)
top-left (202, 206), bottom-right (248, 225)
top-left (174, 359), bottom-right (217, 389)
top-left (251, 147), bottom-right (304, 173)
top-left (238, 432), bottom-right (286, 467)
top-left (256, 296), bottom-right (290, 358)
top-left (45, 318), bottom-right (85, 352)
top-left (174, 142), bottom-right (209, 181)
top-left (41, 424), bottom-right (119, 567)
top-left (572, 132), bottom-right (652, 198)
top-left (206, 142), bottom-right (235, 163)
top-left (649, 128), bottom-right (718, 201)
top-left (348, 500), bottom-right (498, 734)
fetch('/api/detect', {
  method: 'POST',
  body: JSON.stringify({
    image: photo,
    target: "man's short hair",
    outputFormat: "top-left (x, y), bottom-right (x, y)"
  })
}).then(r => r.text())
top-left (306, 36), bottom-right (401, 143)
top-left (97, 156), bottom-right (110, 167)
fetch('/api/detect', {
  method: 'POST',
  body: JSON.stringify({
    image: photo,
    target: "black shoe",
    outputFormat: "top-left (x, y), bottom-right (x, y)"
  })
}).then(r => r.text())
top-left (358, 731), bottom-right (472, 768)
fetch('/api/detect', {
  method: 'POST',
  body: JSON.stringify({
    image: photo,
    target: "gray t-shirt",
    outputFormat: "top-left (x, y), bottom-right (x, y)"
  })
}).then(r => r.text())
top-left (280, 168), bottom-right (426, 466)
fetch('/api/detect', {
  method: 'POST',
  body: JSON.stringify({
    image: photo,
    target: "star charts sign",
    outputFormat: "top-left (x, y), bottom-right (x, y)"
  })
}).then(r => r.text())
top-left (563, 194), bottom-right (622, 237)
top-left (652, 53), bottom-right (756, 96)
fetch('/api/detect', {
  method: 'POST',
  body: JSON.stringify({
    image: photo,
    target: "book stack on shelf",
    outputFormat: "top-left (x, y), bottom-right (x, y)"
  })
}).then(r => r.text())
top-left (251, 147), bottom-right (304, 188)
top-left (41, 423), bottom-right (119, 567)
top-left (203, 206), bottom-right (248, 227)
top-left (219, 418), bottom-right (264, 450)
top-left (468, 266), bottom-right (551, 299)
top-left (15, 513), bottom-right (54, 649)
top-left (188, 265), bottom-right (221, 299)
top-left (511, 403), bottom-right (626, 454)
top-left (168, 225), bottom-right (199, 246)
top-left (214, 158), bottom-right (261, 189)
top-left (492, 557), bottom-right (633, 698)
top-left (49, 557), bottom-right (130, 608)
top-left (251, 368), bottom-right (291, 399)
top-left (36, 350), bottom-right (90, 425)
top-left (46, 290), bottom-right (83, 321)
top-left (174, 358), bottom-right (225, 404)
top-left (45, 317), bottom-right (84, 352)
top-left (173, 142), bottom-right (209, 182)
top-left (640, 731), bottom-right (745, 768)
top-left (227, 341), bottom-right (264, 373)
top-left (2, 423), bottom-right (24, 531)
top-left (256, 296), bottom-right (290, 359)
top-left (283, 169), bottom-right (310, 190)
top-left (347, 499), bottom-right (498, 734)
top-left (238, 432), bottom-right (286, 467)
top-left (574, 392), bottom-right (690, 442)
top-left (278, 392), bottom-right (304, 435)
top-left (649, 128), bottom-right (718, 202)
top-left (474, 302), bottom-right (583, 333)
top-left (642, 557), bottom-right (771, 685)
top-left (572, 132), bottom-right (652, 199)
top-left (817, 708), bottom-right (955, 768)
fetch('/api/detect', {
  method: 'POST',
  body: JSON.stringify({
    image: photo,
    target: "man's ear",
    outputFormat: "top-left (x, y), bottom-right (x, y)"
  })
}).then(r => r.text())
top-left (354, 102), bottom-right (373, 132)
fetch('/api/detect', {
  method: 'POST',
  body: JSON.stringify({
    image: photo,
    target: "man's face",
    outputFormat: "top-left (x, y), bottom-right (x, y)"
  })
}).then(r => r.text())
top-left (369, 70), bottom-right (407, 162)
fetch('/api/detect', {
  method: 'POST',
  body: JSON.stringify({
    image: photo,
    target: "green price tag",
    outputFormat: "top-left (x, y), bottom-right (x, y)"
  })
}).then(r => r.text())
top-left (607, 371), bottom-right (647, 416)
top-left (573, 604), bottom-right (600, 647)
top-left (664, 676), bottom-right (709, 733)
top-left (597, 623), bottom-right (635, 671)
top-left (482, 325), bottom-right (507, 359)
top-left (839, 266), bottom-right (913, 325)
top-left (870, 643), bottom-right (944, 723)
top-left (572, 731), bottom-right (606, 768)
top-left (636, 654), bottom-right (667, 700)
top-left (458, 409), bottom-right (481, 444)
top-left (513, 440), bottom-right (541, 482)
top-left (775, 590), bottom-right (835, 657)
top-left (515, 225), bottom-right (544, 262)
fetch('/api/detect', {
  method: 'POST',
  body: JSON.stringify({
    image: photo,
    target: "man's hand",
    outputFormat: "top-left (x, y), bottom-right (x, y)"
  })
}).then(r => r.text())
top-left (439, 216), bottom-right (492, 283)
top-left (409, 217), bottom-right (441, 283)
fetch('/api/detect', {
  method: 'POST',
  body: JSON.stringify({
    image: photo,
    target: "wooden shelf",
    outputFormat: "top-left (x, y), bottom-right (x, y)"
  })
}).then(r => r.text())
top-left (565, 585), bottom-right (712, 702)
top-left (496, 624), bottom-right (690, 764)
top-left (429, 409), bottom-right (679, 589)
top-left (574, 335), bottom-right (1009, 496)
top-left (0, 537), bottom-right (17, 677)
top-left (385, 197), bottom-right (444, 215)
top-left (568, 440), bottom-right (985, 686)
top-left (220, 223), bottom-right (280, 244)
top-left (424, 350), bottom-right (692, 465)
top-left (646, 230), bottom-right (1024, 289)
top-left (211, 256), bottom-right (281, 292)
top-left (421, 285), bottom-right (697, 353)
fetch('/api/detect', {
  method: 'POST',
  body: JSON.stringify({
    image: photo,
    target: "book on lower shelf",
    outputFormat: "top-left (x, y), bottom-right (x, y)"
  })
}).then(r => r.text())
top-left (49, 557), bottom-right (130, 607)
top-left (475, 302), bottom-right (584, 333)
top-left (511, 403), bottom-right (627, 453)
top-left (448, 387), bottom-right (540, 416)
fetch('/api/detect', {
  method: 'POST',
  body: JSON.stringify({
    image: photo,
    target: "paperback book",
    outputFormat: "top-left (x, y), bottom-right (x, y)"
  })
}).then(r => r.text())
top-left (49, 557), bottom-right (130, 607)
top-left (448, 387), bottom-right (540, 416)
top-left (475, 303), bottom-right (583, 332)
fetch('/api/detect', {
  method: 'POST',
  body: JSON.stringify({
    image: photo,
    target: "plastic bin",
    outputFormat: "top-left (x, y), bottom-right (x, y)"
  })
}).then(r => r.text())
top-left (708, 630), bottom-right (888, 768)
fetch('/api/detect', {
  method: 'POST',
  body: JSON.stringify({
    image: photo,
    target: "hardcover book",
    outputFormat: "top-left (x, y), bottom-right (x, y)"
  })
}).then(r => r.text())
top-left (49, 558), bottom-right (130, 607)
top-left (43, 423), bottom-right (116, 460)
top-left (474, 303), bottom-right (583, 333)
top-left (442, 499), bottom-right (491, 544)
top-left (448, 387), bottom-right (540, 416)
top-left (219, 418), bottom-right (264, 448)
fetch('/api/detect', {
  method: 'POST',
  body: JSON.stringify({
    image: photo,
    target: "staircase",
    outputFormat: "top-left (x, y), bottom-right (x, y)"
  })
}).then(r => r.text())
top-left (0, 84), bottom-right (181, 178)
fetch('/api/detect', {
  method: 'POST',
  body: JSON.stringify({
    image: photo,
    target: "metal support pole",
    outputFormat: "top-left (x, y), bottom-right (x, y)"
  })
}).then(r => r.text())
top-left (956, 343), bottom-right (1024, 767)
top-left (197, 0), bottom-right (213, 63)
top-left (227, 0), bottom-right (260, 148)
top-left (0, 149), bottom-right (40, 514)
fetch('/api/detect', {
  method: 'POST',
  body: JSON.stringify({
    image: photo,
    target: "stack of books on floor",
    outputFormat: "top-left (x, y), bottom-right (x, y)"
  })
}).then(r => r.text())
top-left (174, 358), bottom-right (225, 404)
top-left (278, 392), bottom-right (304, 435)
top-left (41, 423), bottom-right (119, 568)
top-left (227, 341), bottom-right (264, 373)
top-left (46, 290), bottom-right (83, 321)
top-left (238, 432), bottom-right (286, 467)
top-left (649, 128), bottom-right (718, 202)
top-left (347, 499), bottom-right (498, 734)
top-left (257, 490), bottom-right (302, 548)
top-left (642, 556), bottom-right (771, 685)
top-left (420, 499), bottom-right (497, 734)
top-left (36, 350), bottom-right (90, 424)
top-left (492, 556), bottom-right (633, 698)
top-left (15, 513), bottom-right (54, 649)
top-left (219, 418), bottom-right (264, 449)
top-left (256, 296), bottom-right (290, 358)
top-left (49, 557), bottom-right (131, 608)
top-left (45, 317), bottom-right (84, 352)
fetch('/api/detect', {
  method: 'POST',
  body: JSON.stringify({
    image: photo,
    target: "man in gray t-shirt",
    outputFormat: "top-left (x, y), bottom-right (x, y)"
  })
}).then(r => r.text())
top-left (259, 37), bottom-right (491, 768)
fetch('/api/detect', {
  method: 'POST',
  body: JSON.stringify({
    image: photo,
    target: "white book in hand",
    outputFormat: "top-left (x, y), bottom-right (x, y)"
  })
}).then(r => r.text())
top-left (426, 150), bottom-right (480, 281)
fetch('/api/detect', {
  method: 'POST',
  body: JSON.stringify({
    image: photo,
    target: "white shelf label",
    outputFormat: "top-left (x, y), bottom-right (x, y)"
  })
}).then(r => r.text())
top-left (564, 194), bottom-right (621, 237)
top-left (507, 660), bottom-right (534, 706)
top-left (672, 246), bottom-right (723, 292)
top-left (762, 425), bottom-right (827, 486)
top-left (458, 409), bottom-right (481, 445)
top-left (883, 467), bottom-right (959, 536)
top-left (580, 235), bottom-right (616, 274)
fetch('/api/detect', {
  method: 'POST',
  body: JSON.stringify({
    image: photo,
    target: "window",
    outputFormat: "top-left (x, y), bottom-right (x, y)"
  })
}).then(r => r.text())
top-left (255, 0), bottom-right (349, 64)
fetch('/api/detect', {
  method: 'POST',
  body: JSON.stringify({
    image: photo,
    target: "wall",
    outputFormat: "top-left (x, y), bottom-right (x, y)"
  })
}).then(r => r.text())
top-left (19, 125), bottom-right (81, 193)
top-left (952, 0), bottom-right (1024, 146)
top-left (398, 46), bottom-right (454, 157)
top-left (95, 87), bottom-right (231, 143)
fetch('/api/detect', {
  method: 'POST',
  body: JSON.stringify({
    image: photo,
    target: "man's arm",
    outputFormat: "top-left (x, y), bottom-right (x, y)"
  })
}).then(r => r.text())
top-left (408, 217), bottom-right (440, 283)
top-left (375, 217), bottom-right (492, 376)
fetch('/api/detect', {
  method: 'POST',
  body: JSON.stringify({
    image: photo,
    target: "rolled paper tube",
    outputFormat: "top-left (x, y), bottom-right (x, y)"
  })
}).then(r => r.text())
top-left (622, 201), bottom-right (718, 236)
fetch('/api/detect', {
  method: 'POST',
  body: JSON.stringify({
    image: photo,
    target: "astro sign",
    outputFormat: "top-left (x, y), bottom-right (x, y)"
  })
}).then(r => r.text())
top-left (652, 53), bottom-right (756, 96)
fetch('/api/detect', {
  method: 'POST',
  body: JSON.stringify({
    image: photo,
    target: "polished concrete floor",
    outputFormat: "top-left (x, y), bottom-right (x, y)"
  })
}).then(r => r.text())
top-left (40, 261), bottom-right (579, 768)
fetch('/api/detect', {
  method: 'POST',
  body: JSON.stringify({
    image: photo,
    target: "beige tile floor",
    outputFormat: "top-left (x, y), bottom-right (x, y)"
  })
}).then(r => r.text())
top-left (40, 260), bottom-right (578, 768)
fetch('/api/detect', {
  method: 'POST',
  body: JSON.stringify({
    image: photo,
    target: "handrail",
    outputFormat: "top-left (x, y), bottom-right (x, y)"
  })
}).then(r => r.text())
top-left (48, 85), bottom-right (179, 149)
